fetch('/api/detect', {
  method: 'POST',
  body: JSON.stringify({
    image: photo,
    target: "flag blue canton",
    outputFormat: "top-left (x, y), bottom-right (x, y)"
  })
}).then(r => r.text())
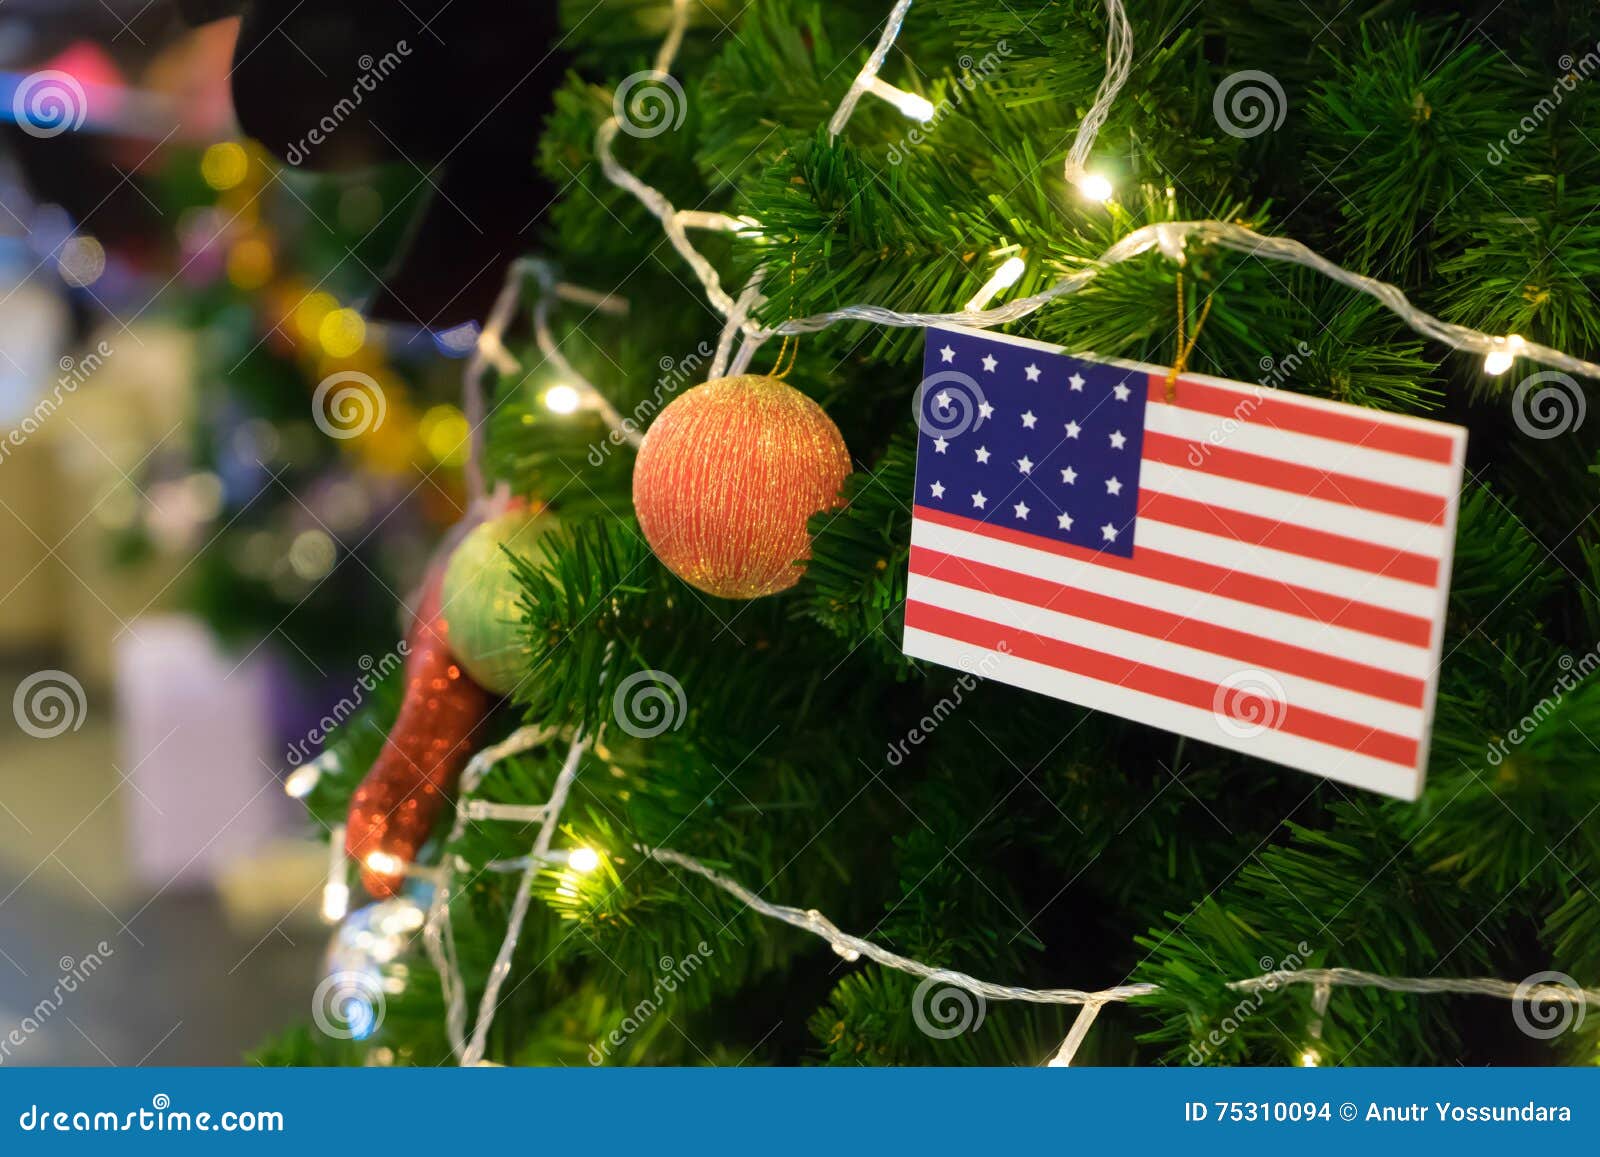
top-left (914, 328), bottom-right (1147, 558)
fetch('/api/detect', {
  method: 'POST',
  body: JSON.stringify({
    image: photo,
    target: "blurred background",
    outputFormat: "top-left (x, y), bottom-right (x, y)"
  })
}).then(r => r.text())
top-left (0, 1), bottom-right (484, 1063)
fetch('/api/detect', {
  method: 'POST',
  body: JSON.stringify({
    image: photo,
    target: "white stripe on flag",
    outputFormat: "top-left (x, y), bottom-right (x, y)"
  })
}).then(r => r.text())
top-left (1137, 460), bottom-right (1453, 558)
top-left (1131, 520), bottom-right (1440, 617)
top-left (903, 628), bottom-right (1425, 800)
top-left (1145, 403), bottom-right (1461, 496)
top-left (907, 575), bottom-right (1426, 738)
top-left (909, 519), bottom-right (1435, 672)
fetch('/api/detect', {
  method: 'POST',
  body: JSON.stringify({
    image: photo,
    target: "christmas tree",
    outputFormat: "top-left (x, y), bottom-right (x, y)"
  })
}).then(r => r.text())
top-left (270, 0), bottom-right (1600, 1067)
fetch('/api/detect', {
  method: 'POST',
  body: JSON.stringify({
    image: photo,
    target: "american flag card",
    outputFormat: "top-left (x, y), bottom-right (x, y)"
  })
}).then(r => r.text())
top-left (905, 324), bottom-right (1468, 800)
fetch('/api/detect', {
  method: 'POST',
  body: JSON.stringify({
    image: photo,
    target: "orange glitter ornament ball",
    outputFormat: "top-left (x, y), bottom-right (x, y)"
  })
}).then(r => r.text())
top-left (633, 374), bottom-right (851, 599)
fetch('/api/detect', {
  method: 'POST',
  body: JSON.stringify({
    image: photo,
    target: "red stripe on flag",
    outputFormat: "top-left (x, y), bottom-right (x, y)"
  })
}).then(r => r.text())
top-left (1136, 491), bottom-right (1441, 587)
top-left (904, 601), bottom-right (1421, 768)
top-left (1144, 373), bottom-right (1459, 465)
top-left (913, 506), bottom-right (1436, 647)
top-left (1143, 432), bottom-right (1448, 525)
top-left (910, 547), bottom-right (1428, 708)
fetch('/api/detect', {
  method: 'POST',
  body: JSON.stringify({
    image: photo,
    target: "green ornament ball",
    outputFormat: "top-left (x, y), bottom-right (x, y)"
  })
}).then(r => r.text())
top-left (440, 508), bottom-right (557, 695)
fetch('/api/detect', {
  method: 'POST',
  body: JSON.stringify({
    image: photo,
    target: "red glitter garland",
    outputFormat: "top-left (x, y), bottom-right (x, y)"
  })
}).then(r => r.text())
top-left (345, 569), bottom-right (494, 897)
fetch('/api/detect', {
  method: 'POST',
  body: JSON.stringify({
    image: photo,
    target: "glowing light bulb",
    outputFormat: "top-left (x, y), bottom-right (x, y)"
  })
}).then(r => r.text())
top-left (1483, 334), bottom-right (1524, 376)
top-left (284, 764), bottom-right (320, 799)
top-left (897, 92), bottom-right (936, 122)
top-left (1079, 173), bottom-right (1114, 203)
top-left (378, 903), bottom-right (426, 935)
top-left (966, 256), bottom-right (1027, 311)
top-left (365, 851), bottom-right (404, 877)
top-left (866, 77), bottom-right (935, 122)
top-left (544, 384), bottom-right (582, 414)
top-left (321, 882), bottom-right (350, 922)
top-left (1298, 1048), bottom-right (1320, 1067)
top-left (568, 846), bottom-right (601, 874)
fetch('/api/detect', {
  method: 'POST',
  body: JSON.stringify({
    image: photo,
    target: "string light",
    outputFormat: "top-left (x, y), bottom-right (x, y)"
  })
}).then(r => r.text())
top-left (543, 384), bottom-right (582, 414)
top-left (1078, 172), bottom-right (1115, 203)
top-left (965, 256), bottom-right (1026, 311)
top-left (1298, 1049), bottom-right (1321, 1067)
top-left (1484, 334), bottom-right (1525, 376)
top-left (460, 258), bottom-right (634, 503)
top-left (322, 823), bottom-right (350, 923)
top-left (1047, 998), bottom-right (1106, 1066)
top-left (365, 851), bottom-right (404, 877)
top-left (405, 724), bottom-right (1600, 1067)
top-left (285, 752), bottom-right (338, 799)
top-left (585, 1), bottom-right (1600, 384)
top-left (567, 846), bottom-right (602, 873)
top-left (1062, 0), bottom-right (1133, 192)
top-left (864, 76), bottom-right (935, 122)
top-left (827, 0), bottom-right (919, 138)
